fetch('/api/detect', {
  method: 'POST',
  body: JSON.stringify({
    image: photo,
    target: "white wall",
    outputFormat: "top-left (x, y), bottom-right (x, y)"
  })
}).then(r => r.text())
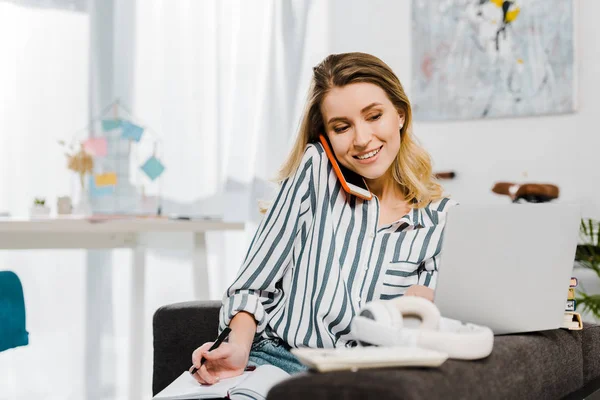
top-left (329, 0), bottom-right (600, 218)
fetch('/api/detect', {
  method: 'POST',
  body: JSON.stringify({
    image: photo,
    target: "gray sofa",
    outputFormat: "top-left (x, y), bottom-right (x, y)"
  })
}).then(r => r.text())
top-left (153, 301), bottom-right (600, 399)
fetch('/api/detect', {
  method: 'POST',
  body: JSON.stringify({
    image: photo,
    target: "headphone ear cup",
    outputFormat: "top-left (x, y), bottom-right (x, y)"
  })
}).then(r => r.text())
top-left (353, 301), bottom-right (403, 347)
top-left (362, 301), bottom-right (403, 330)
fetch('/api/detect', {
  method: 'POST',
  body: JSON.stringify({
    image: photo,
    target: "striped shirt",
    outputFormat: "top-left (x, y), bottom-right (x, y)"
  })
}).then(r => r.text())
top-left (219, 143), bottom-right (457, 348)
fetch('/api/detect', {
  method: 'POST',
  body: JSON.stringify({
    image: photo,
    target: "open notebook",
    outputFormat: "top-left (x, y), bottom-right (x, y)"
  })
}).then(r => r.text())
top-left (152, 365), bottom-right (290, 400)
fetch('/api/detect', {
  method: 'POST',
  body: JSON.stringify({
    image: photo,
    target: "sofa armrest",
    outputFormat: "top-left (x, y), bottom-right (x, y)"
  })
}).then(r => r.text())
top-left (152, 300), bottom-right (221, 395)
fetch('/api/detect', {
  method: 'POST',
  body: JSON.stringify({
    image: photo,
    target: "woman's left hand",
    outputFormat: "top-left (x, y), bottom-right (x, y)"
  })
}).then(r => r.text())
top-left (404, 285), bottom-right (434, 302)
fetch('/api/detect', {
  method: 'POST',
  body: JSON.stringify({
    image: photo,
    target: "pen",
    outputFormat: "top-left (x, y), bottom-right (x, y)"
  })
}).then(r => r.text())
top-left (190, 327), bottom-right (232, 375)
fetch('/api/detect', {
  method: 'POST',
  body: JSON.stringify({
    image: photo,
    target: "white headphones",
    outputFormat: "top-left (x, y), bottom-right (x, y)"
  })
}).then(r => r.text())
top-left (350, 296), bottom-right (494, 360)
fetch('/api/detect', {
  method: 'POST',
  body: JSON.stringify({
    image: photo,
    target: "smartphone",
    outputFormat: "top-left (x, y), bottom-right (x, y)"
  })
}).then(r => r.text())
top-left (319, 134), bottom-right (373, 201)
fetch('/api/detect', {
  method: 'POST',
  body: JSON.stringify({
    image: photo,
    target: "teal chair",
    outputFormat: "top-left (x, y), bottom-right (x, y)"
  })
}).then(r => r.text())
top-left (0, 271), bottom-right (28, 352)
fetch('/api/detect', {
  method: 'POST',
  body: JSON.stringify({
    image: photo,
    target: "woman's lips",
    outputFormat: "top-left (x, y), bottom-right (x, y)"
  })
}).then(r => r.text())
top-left (353, 145), bottom-right (383, 165)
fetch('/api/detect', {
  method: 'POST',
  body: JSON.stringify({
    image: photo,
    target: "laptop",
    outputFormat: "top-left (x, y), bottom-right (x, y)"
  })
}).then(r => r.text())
top-left (433, 203), bottom-right (580, 335)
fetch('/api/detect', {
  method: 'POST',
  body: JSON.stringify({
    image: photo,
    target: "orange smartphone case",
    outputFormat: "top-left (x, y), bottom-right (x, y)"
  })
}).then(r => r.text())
top-left (319, 135), bottom-right (373, 201)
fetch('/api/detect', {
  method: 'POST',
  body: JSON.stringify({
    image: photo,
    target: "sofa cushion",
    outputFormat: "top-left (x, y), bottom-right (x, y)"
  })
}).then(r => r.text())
top-left (268, 325), bottom-right (600, 400)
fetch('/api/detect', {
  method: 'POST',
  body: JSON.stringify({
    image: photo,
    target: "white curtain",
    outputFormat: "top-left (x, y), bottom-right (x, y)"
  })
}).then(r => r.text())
top-left (0, 3), bottom-right (90, 400)
top-left (133, 0), bottom-right (327, 221)
top-left (0, 0), bottom-right (329, 398)
top-left (131, 0), bottom-right (330, 304)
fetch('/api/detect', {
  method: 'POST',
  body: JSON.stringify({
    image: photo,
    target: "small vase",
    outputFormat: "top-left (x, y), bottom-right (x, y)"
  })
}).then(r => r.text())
top-left (73, 190), bottom-right (92, 216)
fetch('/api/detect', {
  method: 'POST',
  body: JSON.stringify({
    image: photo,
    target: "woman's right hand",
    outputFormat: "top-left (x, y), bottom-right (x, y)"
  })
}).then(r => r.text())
top-left (190, 341), bottom-right (251, 385)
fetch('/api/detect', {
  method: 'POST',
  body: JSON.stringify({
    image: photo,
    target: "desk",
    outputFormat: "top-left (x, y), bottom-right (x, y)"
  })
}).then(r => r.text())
top-left (0, 217), bottom-right (245, 400)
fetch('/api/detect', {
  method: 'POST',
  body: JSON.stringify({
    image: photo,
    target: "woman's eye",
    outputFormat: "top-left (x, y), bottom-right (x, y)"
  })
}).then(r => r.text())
top-left (334, 126), bottom-right (349, 133)
top-left (369, 113), bottom-right (382, 121)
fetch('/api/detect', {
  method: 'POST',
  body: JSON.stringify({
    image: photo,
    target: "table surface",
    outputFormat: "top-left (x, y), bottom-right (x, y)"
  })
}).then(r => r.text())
top-left (0, 216), bottom-right (245, 233)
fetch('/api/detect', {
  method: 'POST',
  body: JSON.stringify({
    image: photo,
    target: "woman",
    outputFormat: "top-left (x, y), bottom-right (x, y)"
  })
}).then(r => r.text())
top-left (191, 52), bottom-right (455, 384)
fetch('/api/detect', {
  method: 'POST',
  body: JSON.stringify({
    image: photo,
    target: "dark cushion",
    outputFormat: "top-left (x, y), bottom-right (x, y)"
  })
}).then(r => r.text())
top-left (268, 325), bottom-right (600, 400)
top-left (152, 300), bottom-right (221, 395)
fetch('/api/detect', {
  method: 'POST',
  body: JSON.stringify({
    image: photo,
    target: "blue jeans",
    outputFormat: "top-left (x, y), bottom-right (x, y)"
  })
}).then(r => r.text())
top-left (247, 338), bottom-right (308, 375)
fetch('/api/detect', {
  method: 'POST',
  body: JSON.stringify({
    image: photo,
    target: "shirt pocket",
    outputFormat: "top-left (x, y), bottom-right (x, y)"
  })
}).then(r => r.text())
top-left (379, 259), bottom-right (421, 300)
top-left (389, 225), bottom-right (444, 265)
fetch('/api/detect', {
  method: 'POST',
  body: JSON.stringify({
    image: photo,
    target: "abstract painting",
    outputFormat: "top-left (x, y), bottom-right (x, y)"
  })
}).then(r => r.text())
top-left (411, 0), bottom-right (575, 120)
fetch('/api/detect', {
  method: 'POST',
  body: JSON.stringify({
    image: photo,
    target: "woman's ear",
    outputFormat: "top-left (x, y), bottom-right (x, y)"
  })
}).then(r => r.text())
top-left (398, 112), bottom-right (406, 129)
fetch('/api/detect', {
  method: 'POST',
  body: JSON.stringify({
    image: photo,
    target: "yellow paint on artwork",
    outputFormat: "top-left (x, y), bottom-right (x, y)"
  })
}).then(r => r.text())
top-left (506, 7), bottom-right (520, 23)
top-left (489, 0), bottom-right (520, 23)
top-left (517, 58), bottom-right (524, 64)
top-left (95, 172), bottom-right (117, 187)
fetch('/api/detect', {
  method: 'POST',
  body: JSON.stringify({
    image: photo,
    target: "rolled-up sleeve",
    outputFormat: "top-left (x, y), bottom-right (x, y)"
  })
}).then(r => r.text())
top-left (219, 147), bottom-right (317, 336)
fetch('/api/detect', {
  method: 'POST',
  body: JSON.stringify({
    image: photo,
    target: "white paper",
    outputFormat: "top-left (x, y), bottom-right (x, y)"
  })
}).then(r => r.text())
top-left (229, 365), bottom-right (290, 400)
top-left (153, 371), bottom-right (249, 400)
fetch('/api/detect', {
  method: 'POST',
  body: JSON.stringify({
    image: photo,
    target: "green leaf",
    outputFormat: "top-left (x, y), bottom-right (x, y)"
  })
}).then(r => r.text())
top-left (581, 219), bottom-right (588, 236)
top-left (576, 292), bottom-right (600, 320)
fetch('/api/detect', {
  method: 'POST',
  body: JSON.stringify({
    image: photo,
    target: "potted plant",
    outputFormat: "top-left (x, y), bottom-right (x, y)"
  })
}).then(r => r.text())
top-left (29, 197), bottom-right (51, 217)
top-left (575, 219), bottom-right (600, 319)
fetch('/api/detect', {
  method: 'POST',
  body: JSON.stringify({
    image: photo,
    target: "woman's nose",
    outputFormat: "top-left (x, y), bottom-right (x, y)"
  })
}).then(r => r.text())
top-left (353, 122), bottom-right (372, 148)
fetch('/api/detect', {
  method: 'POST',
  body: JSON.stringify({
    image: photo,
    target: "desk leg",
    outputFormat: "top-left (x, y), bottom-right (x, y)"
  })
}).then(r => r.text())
top-left (85, 250), bottom-right (115, 400)
top-left (192, 232), bottom-right (211, 300)
top-left (129, 247), bottom-right (145, 400)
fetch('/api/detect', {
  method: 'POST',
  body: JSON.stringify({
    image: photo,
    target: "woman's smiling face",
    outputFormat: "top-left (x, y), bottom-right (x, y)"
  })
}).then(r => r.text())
top-left (321, 82), bottom-right (405, 180)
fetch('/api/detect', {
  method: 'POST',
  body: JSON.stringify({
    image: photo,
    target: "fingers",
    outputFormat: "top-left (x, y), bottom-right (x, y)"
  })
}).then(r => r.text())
top-left (189, 365), bottom-right (205, 384)
top-left (202, 345), bottom-right (233, 361)
top-left (190, 342), bottom-right (236, 385)
top-left (193, 364), bottom-right (220, 385)
top-left (189, 362), bottom-right (219, 385)
top-left (192, 342), bottom-right (214, 367)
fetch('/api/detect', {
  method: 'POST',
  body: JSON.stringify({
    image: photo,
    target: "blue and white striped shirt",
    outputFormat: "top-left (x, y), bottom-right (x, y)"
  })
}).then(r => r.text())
top-left (219, 143), bottom-right (456, 348)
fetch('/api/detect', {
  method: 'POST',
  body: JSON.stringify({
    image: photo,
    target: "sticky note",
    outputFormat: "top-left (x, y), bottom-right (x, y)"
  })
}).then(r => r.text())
top-left (95, 172), bottom-right (117, 187)
top-left (140, 156), bottom-right (165, 180)
top-left (89, 176), bottom-right (115, 197)
top-left (121, 120), bottom-right (144, 142)
top-left (82, 137), bottom-right (108, 157)
top-left (101, 119), bottom-right (122, 131)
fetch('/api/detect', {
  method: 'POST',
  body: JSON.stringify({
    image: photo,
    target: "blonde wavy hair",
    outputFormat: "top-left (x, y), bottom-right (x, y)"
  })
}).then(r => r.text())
top-left (270, 52), bottom-right (443, 211)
